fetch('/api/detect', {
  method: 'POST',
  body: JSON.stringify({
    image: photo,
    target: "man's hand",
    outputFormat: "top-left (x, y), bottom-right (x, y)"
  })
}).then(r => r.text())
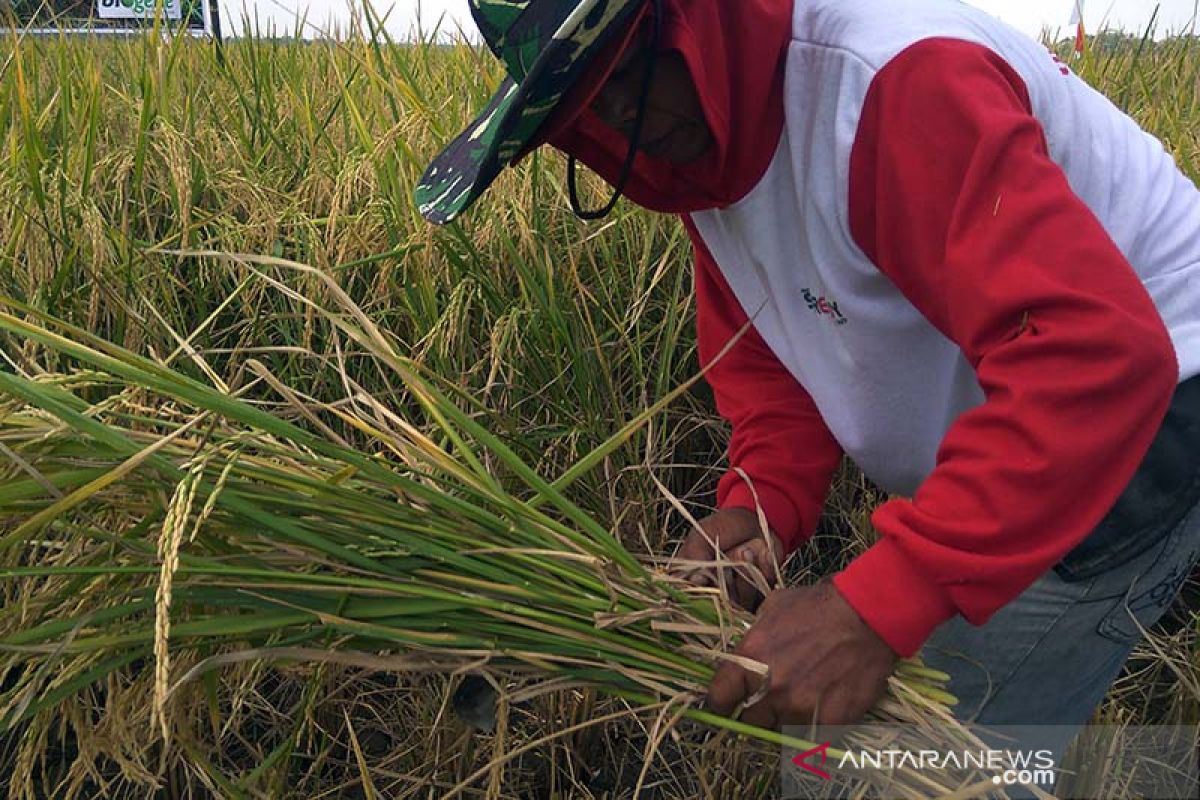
top-left (675, 507), bottom-right (784, 610)
top-left (707, 580), bottom-right (898, 727)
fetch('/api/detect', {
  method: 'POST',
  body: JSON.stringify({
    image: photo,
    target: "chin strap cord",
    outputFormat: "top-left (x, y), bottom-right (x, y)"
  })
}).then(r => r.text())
top-left (567, 0), bottom-right (664, 220)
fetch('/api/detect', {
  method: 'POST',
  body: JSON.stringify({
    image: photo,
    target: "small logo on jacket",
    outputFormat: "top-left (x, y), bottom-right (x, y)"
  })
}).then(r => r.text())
top-left (1048, 50), bottom-right (1071, 76)
top-left (802, 288), bottom-right (848, 325)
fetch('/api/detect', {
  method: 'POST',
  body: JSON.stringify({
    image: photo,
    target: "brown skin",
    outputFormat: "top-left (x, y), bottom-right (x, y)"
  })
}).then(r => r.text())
top-left (587, 31), bottom-right (714, 164)
top-left (593, 42), bottom-right (899, 727)
top-left (707, 580), bottom-right (899, 727)
top-left (679, 511), bottom-right (898, 726)
top-left (676, 508), bottom-right (785, 611)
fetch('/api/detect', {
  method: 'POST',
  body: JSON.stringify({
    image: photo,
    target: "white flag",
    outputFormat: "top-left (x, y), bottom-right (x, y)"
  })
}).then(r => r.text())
top-left (1068, 0), bottom-right (1085, 26)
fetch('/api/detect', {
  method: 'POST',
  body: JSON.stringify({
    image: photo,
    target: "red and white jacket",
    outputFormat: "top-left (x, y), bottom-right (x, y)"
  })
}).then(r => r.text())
top-left (548, 0), bottom-right (1197, 657)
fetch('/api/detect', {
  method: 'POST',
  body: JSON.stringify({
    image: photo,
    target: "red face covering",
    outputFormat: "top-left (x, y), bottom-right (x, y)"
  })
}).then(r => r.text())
top-left (532, 0), bottom-right (795, 215)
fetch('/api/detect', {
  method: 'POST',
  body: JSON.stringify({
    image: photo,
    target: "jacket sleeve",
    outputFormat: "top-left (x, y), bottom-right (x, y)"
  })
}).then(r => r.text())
top-left (684, 219), bottom-right (844, 553)
top-left (834, 38), bottom-right (1178, 657)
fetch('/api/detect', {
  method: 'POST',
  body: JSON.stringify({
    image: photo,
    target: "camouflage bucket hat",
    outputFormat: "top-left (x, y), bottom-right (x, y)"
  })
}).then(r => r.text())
top-left (414, 0), bottom-right (649, 225)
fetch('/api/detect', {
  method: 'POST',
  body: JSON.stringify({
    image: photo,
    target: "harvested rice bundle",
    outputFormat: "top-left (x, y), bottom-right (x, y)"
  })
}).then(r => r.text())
top-left (0, 274), bottom-right (985, 796)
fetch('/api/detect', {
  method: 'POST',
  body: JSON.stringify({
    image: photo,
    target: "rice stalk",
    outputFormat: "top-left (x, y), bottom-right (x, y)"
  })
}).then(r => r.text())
top-left (0, 283), bottom-right (982, 797)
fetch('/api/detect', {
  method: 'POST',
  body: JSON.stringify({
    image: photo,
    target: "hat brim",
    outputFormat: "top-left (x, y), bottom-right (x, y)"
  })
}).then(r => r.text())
top-left (415, 1), bottom-right (649, 225)
top-left (511, 3), bottom-right (650, 165)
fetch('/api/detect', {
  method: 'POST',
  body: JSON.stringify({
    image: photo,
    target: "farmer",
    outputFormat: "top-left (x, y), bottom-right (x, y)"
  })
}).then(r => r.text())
top-left (416, 0), bottom-right (1200, 757)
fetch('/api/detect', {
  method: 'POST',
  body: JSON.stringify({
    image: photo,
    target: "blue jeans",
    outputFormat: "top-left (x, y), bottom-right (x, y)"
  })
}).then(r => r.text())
top-left (921, 486), bottom-right (1200, 794)
top-left (923, 495), bottom-right (1200, 720)
top-left (921, 375), bottom-right (1200, 794)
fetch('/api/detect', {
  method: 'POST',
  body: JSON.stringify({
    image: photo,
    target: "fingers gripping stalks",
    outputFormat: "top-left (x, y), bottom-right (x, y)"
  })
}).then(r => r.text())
top-left (672, 506), bottom-right (785, 612)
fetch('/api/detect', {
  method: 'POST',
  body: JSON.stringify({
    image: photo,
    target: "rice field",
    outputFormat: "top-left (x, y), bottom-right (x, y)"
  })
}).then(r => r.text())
top-left (0, 11), bottom-right (1198, 799)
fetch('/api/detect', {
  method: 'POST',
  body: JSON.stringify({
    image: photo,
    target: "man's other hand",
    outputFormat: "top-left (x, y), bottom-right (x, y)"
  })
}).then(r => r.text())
top-left (707, 580), bottom-right (897, 727)
top-left (674, 507), bottom-right (784, 610)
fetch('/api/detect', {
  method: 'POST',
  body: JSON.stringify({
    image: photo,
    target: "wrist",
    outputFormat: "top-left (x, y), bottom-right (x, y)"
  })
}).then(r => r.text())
top-left (719, 480), bottom-right (802, 553)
